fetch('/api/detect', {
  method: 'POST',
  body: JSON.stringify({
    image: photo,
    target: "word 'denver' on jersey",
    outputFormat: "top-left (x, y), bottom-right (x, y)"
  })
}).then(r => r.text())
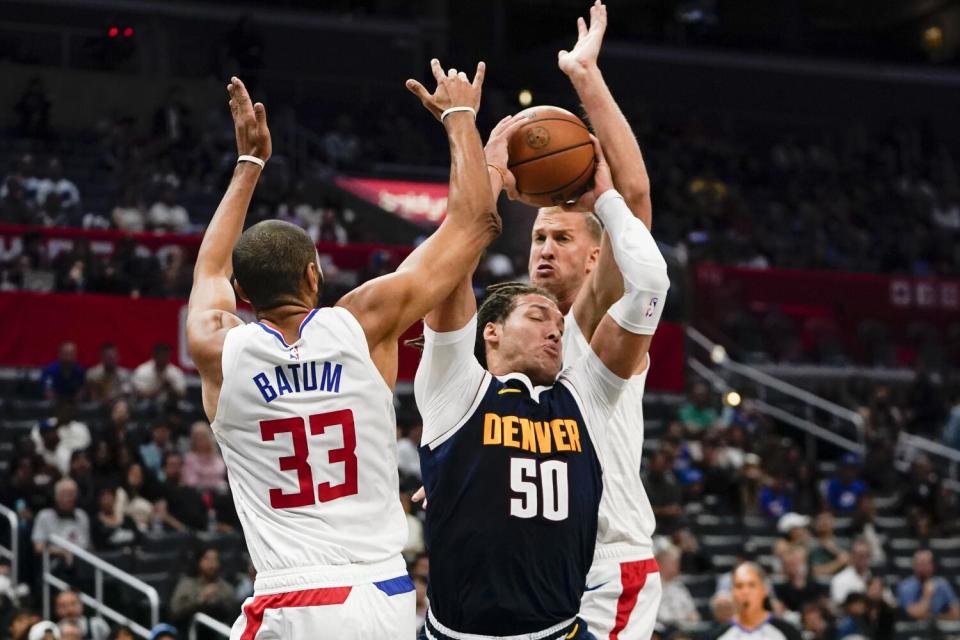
top-left (482, 413), bottom-right (582, 454)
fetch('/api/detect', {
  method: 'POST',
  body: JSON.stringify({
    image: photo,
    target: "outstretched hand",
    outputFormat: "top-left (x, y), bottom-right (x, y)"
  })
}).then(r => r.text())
top-left (406, 59), bottom-right (485, 122)
top-left (484, 113), bottom-right (529, 198)
top-left (562, 135), bottom-right (613, 213)
top-left (227, 77), bottom-right (271, 162)
top-left (558, 0), bottom-right (607, 78)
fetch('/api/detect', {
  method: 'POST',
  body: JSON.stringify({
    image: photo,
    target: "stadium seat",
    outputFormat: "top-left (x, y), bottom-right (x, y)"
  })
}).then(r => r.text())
top-left (134, 551), bottom-right (180, 574)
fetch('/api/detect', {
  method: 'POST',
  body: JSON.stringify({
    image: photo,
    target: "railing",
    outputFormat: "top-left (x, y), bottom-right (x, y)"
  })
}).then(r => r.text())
top-left (189, 613), bottom-right (232, 640)
top-left (687, 326), bottom-right (866, 445)
top-left (0, 503), bottom-right (18, 587)
top-left (43, 535), bottom-right (159, 638)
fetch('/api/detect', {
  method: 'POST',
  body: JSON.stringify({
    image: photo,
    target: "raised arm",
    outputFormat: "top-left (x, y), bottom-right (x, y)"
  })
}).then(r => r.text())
top-left (186, 78), bottom-right (271, 406)
top-left (584, 146), bottom-right (669, 380)
top-left (338, 60), bottom-right (501, 388)
top-left (561, 2), bottom-right (656, 345)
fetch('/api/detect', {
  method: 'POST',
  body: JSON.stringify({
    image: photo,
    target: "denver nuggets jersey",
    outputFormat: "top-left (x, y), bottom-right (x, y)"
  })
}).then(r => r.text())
top-left (212, 307), bottom-right (408, 592)
top-left (415, 316), bottom-right (626, 636)
top-left (562, 310), bottom-right (656, 557)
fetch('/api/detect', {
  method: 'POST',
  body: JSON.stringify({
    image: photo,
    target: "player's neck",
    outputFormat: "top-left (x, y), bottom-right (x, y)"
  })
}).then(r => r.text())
top-left (258, 304), bottom-right (316, 344)
top-left (737, 610), bottom-right (769, 629)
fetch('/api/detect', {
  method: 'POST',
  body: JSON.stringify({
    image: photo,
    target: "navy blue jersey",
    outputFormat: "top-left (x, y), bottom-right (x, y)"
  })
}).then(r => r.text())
top-left (420, 374), bottom-right (604, 635)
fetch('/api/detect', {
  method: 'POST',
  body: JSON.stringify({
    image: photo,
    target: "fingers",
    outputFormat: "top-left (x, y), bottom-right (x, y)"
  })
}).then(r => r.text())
top-left (591, 0), bottom-right (608, 30)
top-left (253, 102), bottom-right (267, 125)
top-left (577, 16), bottom-right (588, 39)
top-left (589, 134), bottom-right (607, 163)
top-left (430, 58), bottom-right (445, 83)
top-left (458, 71), bottom-right (468, 82)
top-left (500, 113), bottom-right (530, 138)
top-left (230, 77), bottom-right (253, 116)
top-left (412, 487), bottom-right (426, 503)
top-left (558, 49), bottom-right (568, 60)
top-left (405, 78), bottom-right (431, 102)
top-left (472, 61), bottom-right (486, 89)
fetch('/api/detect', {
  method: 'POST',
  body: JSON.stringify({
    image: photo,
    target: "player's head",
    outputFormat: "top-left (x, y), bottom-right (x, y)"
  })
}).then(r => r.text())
top-left (232, 220), bottom-right (323, 313)
top-left (527, 207), bottom-right (602, 310)
top-left (731, 562), bottom-right (768, 620)
top-left (476, 282), bottom-right (563, 386)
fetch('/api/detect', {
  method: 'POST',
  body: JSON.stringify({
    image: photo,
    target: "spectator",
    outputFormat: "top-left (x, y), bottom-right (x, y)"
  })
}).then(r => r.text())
top-left (799, 602), bottom-right (833, 640)
top-left (115, 463), bottom-right (156, 531)
top-left (85, 343), bottom-right (132, 404)
top-left (322, 115), bottom-right (360, 168)
top-left (169, 547), bottom-right (235, 628)
top-left (850, 494), bottom-right (886, 565)
top-left (0, 177), bottom-right (39, 225)
top-left (91, 486), bottom-right (141, 551)
top-left (708, 563), bottom-right (801, 639)
top-left (830, 538), bottom-right (874, 605)
top-left (774, 546), bottom-right (824, 614)
top-left (132, 344), bottom-right (186, 401)
top-left (156, 452), bottom-right (207, 531)
top-left (32, 478), bottom-right (90, 576)
top-left (896, 549), bottom-right (960, 621)
top-left (317, 209), bottom-right (348, 244)
top-left (678, 383), bottom-right (719, 434)
top-left (15, 77), bottom-right (50, 138)
top-left (35, 159), bottom-right (80, 215)
top-left (646, 449), bottom-right (684, 534)
top-left (673, 527), bottom-right (714, 575)
top-left (111, 188), bottom-right (146, 232)
top-left (656, 545), bottom-right (700, 627)
top-left (825, 454), bottom-right (866, 514)
top-left (27, 621), bottom-right (60, 640)
top-left (711, 591), bottom-right (735, 625)
top-left (139, 419), bottom-right (175, 481)
top-left (9, 610), bottom-right (41, 640)
top-left (809, 510), bottom-right (849, 578)
top-left (53, 590), bottom-right (110, 640)
top-left (181, 422), bottom-right (227, 494)
top-left (397, 424), bottom-right (421, 482)
top-left (58, 623), bottom-right (81, 640)
top-left (147, 188), bottom-right (190, 234)
top-left (68, 450), bottom-right (96, 514)
top-left (31, 408), bottom-right (92, 476)
top-left (774, 513), bottom-right (813, 564)
top-left (147, 623), bottom-right (178, 640)
top-left (759, 476), bottom-right (793, 519)
top-left (107, 628), bottom-right (136, 640)
top-left (903, 455), bottom-right (943, 524)
top-left (40, 342), bottom-right (86, 402)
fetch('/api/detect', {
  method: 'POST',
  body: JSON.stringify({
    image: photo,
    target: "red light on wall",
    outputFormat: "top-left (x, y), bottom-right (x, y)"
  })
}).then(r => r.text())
top-left (107, 26), bottom-right (119, 38)
top-left (123, 27), bottom-right (134, 37)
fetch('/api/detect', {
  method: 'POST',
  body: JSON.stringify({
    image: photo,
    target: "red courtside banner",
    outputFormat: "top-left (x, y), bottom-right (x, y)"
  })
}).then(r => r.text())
top-left (335, 176), bottom-right (449, 225)
top-left (0, 292), bottom-right (684, 391)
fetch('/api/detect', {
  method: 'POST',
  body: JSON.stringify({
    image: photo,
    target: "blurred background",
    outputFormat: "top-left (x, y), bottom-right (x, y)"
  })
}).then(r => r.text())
top-left (0, 0), bottom-right (958, 639)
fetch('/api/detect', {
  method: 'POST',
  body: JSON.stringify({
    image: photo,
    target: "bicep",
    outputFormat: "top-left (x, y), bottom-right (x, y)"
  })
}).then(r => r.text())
top-left (588, 314), bottom-right (653, 380)
top-left (186, 310), bottom-right (242, 379)
top-left (188, 271), bottom-right (237, 316)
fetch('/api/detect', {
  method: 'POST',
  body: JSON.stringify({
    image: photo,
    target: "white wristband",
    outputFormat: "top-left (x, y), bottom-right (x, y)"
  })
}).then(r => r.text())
top-left (440, 107), bottom-right (476, 123)
top-left (237, 155), bottom-right (265, 168)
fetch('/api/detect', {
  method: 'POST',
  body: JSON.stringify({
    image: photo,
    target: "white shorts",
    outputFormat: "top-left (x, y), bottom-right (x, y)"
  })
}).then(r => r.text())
top-left (230, 575), bottom-right (416, 640)
top-left (579, 557), bottom-right (661, 640)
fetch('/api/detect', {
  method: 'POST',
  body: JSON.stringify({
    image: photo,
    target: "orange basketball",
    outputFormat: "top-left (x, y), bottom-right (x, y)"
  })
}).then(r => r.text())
top-left (507, 106), bottom-right (595, 208)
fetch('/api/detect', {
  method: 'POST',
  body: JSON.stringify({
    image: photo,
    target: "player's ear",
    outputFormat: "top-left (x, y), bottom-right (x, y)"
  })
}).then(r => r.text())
top-left (305, 260), bottom-right (322, 291)
top-left (585, 244), bottom-right (600, 273)
top-left (483, 322), bottom-right (501, 348)
top-left (232, 275), bottom-right (251, 304)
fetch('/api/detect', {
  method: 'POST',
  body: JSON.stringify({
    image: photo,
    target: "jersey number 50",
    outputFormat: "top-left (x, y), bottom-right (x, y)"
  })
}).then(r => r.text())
top-left (260, 409), bottom-right (358, 509)
top-left (509, 458), bottom-right (568, 521)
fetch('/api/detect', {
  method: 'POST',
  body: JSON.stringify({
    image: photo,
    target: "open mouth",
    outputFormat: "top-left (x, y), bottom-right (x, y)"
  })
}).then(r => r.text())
top-left (535, 263), bottom-right (555, 276)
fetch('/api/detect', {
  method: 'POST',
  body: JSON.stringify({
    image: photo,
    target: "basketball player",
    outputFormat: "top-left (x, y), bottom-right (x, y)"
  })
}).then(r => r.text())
top-left (523, 3), bottom-right (661, 637)
top-left (187, 65), bottom-right (513, 639)
top-left (414, 138), bottom-right (670, 639)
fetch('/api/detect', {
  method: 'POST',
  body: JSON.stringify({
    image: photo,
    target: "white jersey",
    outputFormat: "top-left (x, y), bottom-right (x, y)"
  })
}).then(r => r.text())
top-left (212, 307), bottom-right (407, 594)
top-left (562, 310), bottom-right (655, 558)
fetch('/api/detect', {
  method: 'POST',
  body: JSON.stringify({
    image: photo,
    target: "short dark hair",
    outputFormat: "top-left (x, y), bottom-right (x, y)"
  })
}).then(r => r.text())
top-left (475, 282), bottom-right (557, 368)
top-left (154, 343), bottom-right (171, 355)
top-left (232, 220), bottom-right (319, 311)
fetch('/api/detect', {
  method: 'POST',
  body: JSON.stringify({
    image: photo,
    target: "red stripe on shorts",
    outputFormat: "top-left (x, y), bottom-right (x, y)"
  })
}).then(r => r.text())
top-left (240, 585), bottom-right (352, 640)
top-left (609, 558), bottom-right (659, 640)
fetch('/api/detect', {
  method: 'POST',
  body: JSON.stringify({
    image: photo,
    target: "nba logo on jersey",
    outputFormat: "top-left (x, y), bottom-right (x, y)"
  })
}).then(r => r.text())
top-left (290, 346), bottom-right (301, 360)
top-left (645, 297), bottom-right (659, 318)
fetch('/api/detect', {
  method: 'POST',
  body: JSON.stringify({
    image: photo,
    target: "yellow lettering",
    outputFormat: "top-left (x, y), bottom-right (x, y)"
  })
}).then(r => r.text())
top-left (533, 421), bottom-right (552, 454)
top-left (483, 413), bottom-right (502, 445)
top-left (503, 416), bottom-right (520, 448)
top-left (551, 418), bottom-right (570, 452)
top-left (564, 419), bottom-right (581, 452)
top-left (519, 418), bottom-right (535, 452)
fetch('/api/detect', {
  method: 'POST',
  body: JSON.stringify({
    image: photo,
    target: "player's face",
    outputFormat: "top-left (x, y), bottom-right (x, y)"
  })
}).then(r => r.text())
top-left (732, 566), bottom-right (767, 616)
top-left (528, 210), bottom-right (599, 308)
top-left (491, 294), bottom-right (564, 386)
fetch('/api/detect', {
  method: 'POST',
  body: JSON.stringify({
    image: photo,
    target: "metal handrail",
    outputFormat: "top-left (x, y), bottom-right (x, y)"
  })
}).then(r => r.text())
top-left (43, 535), bottom-right (159, 638)
top-left (189, 613), bottom-right (232, 640)
top-left (687, 326), bottom-right (866, 439)
top-left (0, 503), bottom-right (18, 586)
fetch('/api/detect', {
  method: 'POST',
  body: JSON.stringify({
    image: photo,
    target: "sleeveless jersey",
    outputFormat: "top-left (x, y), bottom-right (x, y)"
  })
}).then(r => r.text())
top-left (415, 316), bottom-right (625, 635)
top-left (212, 307), bottom-right (407, 590)
top-left (562, 310), bottom-right (656, 557)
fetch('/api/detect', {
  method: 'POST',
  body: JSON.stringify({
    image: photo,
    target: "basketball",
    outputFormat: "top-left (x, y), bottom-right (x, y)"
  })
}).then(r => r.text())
top-left (507, 106), bottom-right (596, 207)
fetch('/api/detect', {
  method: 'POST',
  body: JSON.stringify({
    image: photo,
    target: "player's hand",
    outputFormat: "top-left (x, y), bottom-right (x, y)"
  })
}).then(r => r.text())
top-left (227, 76), bottom-right (271, 162)
top-left (406, 59), bottom-right (485, 122)
top-left (558, 0), bottom-right (607, 79)
top-left (484, 114), bottom-right (528, 198)
top-left (412, 486), bottom-right (428, 509)
top-left (561, 135), bottom-right (612, 213)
